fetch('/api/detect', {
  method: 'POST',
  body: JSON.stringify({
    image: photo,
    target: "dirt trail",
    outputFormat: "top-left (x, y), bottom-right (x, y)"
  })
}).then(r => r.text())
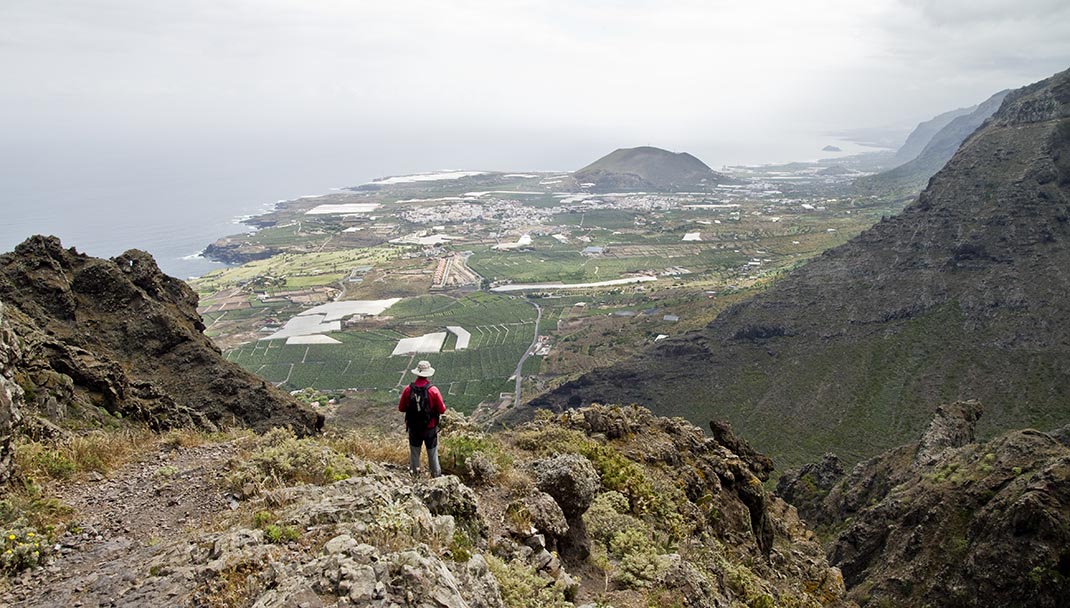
top-left (1, 441), bottom-right (238, 607)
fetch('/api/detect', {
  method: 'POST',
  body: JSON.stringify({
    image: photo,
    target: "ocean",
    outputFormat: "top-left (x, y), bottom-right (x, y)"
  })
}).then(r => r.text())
top-left (0, 139), bottom-right (382, 279)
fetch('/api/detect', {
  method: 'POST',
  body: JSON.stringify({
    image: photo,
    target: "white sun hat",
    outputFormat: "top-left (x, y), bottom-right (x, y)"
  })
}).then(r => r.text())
top-left (411, 360), bottom-right (435, 377)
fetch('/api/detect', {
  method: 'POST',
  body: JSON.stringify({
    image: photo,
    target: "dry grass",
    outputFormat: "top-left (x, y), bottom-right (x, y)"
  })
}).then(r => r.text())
top-left (498, 466), bottom-right (536, 497)
top-left (324, 430), bottom-right (409, 467)
top-left (15, 429), bottom-right (157, 481)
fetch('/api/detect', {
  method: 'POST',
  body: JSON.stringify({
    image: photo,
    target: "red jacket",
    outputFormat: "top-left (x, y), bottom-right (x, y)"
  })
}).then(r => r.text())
top-left (399, 378), bottom-right (446, 429)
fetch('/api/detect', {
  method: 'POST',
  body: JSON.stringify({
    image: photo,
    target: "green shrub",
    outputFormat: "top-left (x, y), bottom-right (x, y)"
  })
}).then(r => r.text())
top-left (1, 526), bottom-right (50, 574)
top-left (227, 428), bottom-right (355, 493)
top-left (263, 524), bottom-right (301, 544)
top-left (252, 511), bottom-right (275, 529)
top-left (440, 432), bottom-right (512, 482)
top-left (0, 480), bottom-right (72, 535)
top-left (585, 492), bottom-right (644, 546)
top-left (449, 530), bottom-right (473, 562)
top-left (616, 550), bottom-right (668, 589)
top-left (26, 450), bottom-right (76, 479)
top-left (485, 554), bottom-right (573, 608)
top-left (609, 528), bottom-right (655, 559)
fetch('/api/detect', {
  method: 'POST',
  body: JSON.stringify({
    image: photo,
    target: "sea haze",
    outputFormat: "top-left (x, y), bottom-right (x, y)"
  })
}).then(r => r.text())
top-left (0, 134), bottom-right (386, 279)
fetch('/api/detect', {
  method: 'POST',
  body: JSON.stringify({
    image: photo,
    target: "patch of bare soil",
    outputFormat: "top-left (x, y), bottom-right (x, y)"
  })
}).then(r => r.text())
top-left (1, 441), bottom-right (240, 607)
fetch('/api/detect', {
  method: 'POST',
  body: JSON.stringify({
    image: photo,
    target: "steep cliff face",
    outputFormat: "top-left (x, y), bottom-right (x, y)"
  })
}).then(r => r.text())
top-left (525, 67), bottom-right (1070, 471)
top-left (0, 303), bottom-right (24, 485)
top-left (893, 104), bottom-right (979, 166)
top-left (779, 402), bottom-right (1070, 608)
top-left (0, 236), bottom-right (319, 436)
top-left (858, 89), bottom-right (1009, 195)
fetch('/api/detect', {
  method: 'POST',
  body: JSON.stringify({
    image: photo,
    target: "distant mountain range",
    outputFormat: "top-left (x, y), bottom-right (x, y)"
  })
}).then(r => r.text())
top-left (520, 67), bottom-right (1070, 471)
top-left (858, 89), bottom-right (1010, 195)
top-left (893, 104), bottom-right (979, 165)
top-left (572, 146), bottom-right (732, 192)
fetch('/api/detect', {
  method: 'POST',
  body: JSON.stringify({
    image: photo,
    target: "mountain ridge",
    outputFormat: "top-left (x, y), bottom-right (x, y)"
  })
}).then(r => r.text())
top-left (857, 89), bottom-right (1009, 196)
top-left (893, 104), bottom-right (978, 165)
top-left (521, 67), bottom-right (1070, 471)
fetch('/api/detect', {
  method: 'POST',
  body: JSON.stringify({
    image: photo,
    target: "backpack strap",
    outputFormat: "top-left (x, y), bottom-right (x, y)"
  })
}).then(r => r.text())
top-left (427, 383), bottom-right (441, 428)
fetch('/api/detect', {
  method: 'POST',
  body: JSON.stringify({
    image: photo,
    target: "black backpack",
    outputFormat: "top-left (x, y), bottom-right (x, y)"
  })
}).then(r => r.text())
top-left (406, 383), bottom-right (437, 429)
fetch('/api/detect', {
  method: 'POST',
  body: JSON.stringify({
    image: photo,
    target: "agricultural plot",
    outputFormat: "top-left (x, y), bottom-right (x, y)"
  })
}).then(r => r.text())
top-left (551, 209), bottom-right (639, 230)
top-left (224, 292), bottom-right (537, 412)
top-left (385, 292), bottom-right (536, 327)
top-left (190, 247), bottom-right (400, 293)
top-left (469, 245), bottom-right (752, 284)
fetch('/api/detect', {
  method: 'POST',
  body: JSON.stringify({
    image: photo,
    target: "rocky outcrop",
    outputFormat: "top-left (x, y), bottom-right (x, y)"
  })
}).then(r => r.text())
top-left (913, 399), bottom-right (983, 467)
top-left (782, 403), bottom-right (1070, 607)
top-left (202, 240), bottom-right (282, 266)
top-left (525, 67), bottom-right (1070, 472)
top-left (774, 453), bottom-right (845, 526)
top-left (2, 404), bottom-right (857, 607)
top-left (0, 302), bottom-right (24, 485)
top-left (0, 236), bottom-right (319, 435)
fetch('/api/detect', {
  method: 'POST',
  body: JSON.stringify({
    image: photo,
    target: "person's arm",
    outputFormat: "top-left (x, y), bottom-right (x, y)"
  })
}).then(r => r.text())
top-left (399, 385), bottom-right (410, 412)
top-left (430, 386), bottom-right (446, 415)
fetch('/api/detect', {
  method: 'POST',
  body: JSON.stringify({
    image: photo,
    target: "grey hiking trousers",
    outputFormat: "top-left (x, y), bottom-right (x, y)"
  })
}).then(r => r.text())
top-left (409, 428), bottom-right (441, 477)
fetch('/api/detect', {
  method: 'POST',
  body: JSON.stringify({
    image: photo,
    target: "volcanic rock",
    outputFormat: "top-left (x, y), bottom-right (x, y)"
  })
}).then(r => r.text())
top-left (0, 236), bottom-right (319, 435)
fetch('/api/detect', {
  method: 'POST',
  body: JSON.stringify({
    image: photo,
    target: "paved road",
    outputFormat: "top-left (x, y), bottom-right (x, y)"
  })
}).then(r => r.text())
top-left (513, 299), bottom-right (542, 404)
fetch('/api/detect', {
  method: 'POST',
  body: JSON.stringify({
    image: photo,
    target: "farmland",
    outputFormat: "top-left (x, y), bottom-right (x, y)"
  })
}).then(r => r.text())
top-left (191, 161), bottom-right (908, 420)
top-left (221, 292), bottom-right (537, 413)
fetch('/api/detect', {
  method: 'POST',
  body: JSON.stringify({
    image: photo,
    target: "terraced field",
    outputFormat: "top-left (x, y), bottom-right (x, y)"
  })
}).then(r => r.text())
top-left (223, 293), bottom-right (537, 413)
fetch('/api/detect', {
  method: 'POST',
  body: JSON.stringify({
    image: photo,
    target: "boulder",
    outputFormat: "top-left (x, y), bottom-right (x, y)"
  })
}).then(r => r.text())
top-left (532, 454), bottom-right (600, 518)
top-left (412, 475), bottom-right (485, 538)
top-left (512, 491), bottom-right (568, 539)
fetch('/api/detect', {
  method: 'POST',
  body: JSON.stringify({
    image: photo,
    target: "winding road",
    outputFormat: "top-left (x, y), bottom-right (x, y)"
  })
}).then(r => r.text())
top-left (513, 299), bottom-right (542, 404)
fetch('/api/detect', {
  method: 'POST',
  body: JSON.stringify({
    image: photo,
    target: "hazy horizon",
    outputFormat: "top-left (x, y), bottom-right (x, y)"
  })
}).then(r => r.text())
top-left (2, 0), bottom-right (1069, 275)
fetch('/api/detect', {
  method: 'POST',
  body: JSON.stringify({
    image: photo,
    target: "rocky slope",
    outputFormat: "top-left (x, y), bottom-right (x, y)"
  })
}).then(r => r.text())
top-left (0, 236), bottom-right (320, 436)
top-left (573, 146), bottom-right (731, 192)
top-left (777, 402), bottom-right (1070, 608)
top-left (2, 405), bottom-right (854, 607)
top-left (0, 302), bottom-right (24, 485)
top-left (523, 67), bottom-right (1070, 471)
top-left (857, 89), bottom-right (1009, 195)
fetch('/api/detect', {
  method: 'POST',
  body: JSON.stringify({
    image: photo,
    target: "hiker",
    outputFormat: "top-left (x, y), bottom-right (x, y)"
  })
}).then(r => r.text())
top-left (399, 360), bottom-right (447, 477)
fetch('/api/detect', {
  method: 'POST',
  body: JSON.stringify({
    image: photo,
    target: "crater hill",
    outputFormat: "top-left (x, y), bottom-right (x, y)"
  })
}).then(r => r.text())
top-left (778, 401), bottom-right (1070, 608)
top-left (0, 235), bottom-right (320, 456)
top-left (522, 66), bottom-right (1070, 471)
top-left (572, 146), bottom-right (731, 192)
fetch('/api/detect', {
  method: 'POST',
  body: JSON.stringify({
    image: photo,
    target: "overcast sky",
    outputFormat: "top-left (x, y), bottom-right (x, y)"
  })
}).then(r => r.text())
top-left (2, 0), bottom-right (1069, 172)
